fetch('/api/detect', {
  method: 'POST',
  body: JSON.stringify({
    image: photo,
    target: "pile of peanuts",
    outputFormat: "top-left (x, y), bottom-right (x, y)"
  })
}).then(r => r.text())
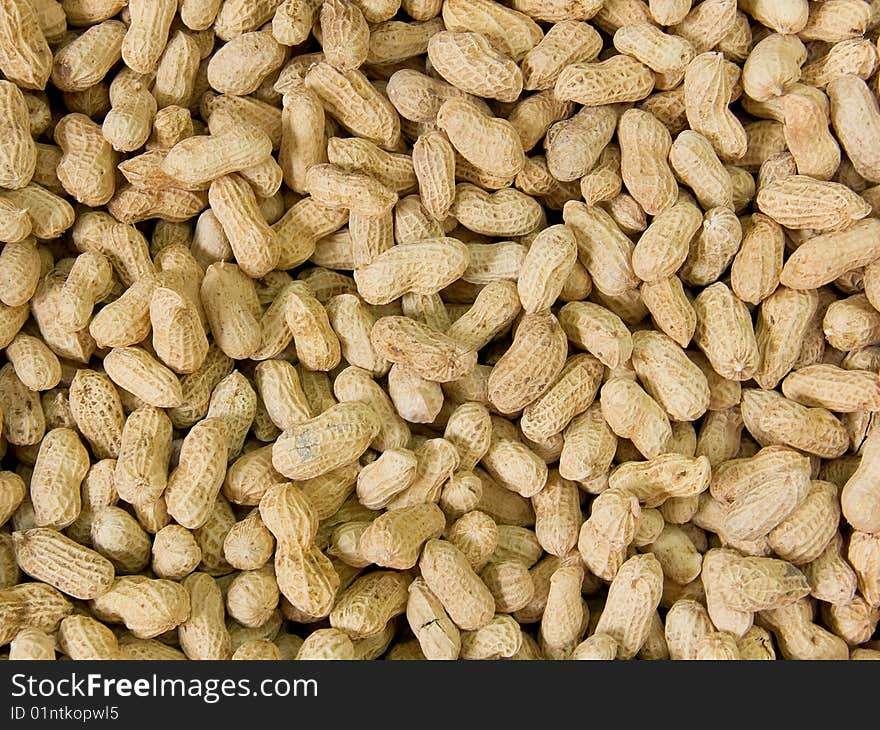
top-left (0, 0), bottom-right (880, 662)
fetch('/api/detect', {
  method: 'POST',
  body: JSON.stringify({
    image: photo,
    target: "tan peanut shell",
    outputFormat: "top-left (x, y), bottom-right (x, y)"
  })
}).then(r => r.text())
top-left (272, 402), bottom-right (380, 480)
top-left (13, 528), bottom-right (115, 600)
top-left (420, 538), bottom-right (495, 631)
